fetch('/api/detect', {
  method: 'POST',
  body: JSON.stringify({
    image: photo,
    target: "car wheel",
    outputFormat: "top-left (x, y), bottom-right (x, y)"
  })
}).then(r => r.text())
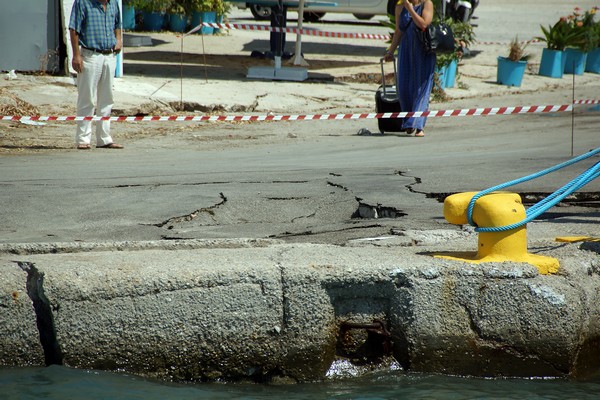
top-left (250, 4), bottom-right (272, 20)
top-left (303, 12), bottom-right (325, 22)
top-left (353, 14), bottom-right (374, 20)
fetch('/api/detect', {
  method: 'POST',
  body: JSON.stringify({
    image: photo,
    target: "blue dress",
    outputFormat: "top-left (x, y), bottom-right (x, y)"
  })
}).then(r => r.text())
top-left (396, 4), bottom-right (436, 131)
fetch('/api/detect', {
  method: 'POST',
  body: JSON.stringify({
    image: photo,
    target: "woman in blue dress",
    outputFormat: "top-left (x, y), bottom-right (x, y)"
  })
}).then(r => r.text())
top-left (384, 0), bottom-right (435, 137)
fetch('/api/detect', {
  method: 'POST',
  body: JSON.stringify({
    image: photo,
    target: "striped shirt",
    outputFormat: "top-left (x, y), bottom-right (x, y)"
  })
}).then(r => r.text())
top-left (69, 0), bottom-right (122, 51)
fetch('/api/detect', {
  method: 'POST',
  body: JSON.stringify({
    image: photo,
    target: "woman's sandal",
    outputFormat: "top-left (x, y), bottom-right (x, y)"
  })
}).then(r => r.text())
top-left (415, 130), bottom-right (425, 137)
top-left (405, 128), bottom-right (416, 135)
top-left (77, 144), bottom-right (91, 150)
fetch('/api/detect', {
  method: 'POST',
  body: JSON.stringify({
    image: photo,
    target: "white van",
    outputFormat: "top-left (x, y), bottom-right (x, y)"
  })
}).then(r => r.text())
top-left (235, 0), bottom-right (396, 22)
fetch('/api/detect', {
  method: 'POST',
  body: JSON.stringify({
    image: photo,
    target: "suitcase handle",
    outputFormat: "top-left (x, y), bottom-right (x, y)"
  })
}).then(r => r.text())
top-left (379, 56), bottom-right (398, 98)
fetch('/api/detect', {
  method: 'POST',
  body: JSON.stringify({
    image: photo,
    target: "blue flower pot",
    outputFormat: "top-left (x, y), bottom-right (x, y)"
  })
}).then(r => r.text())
top-left (538, 48), bottom-right (564, 78)
top-left (168, 13), bottom-right (188, 32)
top-left (497, 56), bottom-right (527, 87)
top-left (122, 5), bottom-right (136, 30)
top-left (436, 65), bottom-right (447, 89)
top-left (445, 59), bottom-right (457, 88)
top-left (191, 11), bottom-right (216, 35)
top-left (564, 48), bottom-right (587, 75)
top-left (214, 14), bottom-right (224, 34)
top-left (584, 47), bottom-right (600, 73)
top-left (142, 11), bottom-right (165, 32)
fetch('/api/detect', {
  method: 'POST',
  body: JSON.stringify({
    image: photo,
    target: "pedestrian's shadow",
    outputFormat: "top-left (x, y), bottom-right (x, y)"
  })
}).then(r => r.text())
top-left (355, 128), bottom-right (416, 138)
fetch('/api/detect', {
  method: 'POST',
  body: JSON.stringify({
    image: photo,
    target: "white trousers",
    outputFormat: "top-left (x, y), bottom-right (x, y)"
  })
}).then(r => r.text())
top-left (75, 48), bottom-right (116, 146)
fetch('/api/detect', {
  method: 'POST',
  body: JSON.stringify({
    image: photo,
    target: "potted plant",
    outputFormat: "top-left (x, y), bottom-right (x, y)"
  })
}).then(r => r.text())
top-left (445, 19), bottom-right (474, 88)
top-left (167, 0), bottom-right (188, 32)
top-left (130, 0), bottom-right (172, 32)
top-left (536, 15), bottom-right (584, 78)
top-left (435, 52), bottom-right (454, 90)
top-left (563, 7), bottom-right (596, 75)
top-left (186, 0), bottom-right (218, 35)
top-left (497, 36), bottom-right (530, 87)
top-left (435, 18), bottom-right (475, 90)
top-left (586, 7), bottom-right (600, 73)
top-left (212, 0), bottom-right (231, 34)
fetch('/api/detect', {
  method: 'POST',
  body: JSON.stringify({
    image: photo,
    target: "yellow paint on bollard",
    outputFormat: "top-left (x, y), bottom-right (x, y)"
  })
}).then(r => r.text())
top-left (436, 191), bottom-right (560, 275)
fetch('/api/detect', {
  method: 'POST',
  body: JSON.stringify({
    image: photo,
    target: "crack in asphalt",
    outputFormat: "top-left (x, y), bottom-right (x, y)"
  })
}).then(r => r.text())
top-left (395, 170), bottom-right (600, 208)
top-left (291, 212), bottom-right (317, 223)
top-left (269, 224), bottom-right (384, 239)
top-left (327, 181), bottom-right (348, 191)
top-left (154, 192), bottom-right (227, 228)
top-left (149, 171), bottom-right (425, 238)
top-left (396, 170), bottom-right (423, 195)
top-left (266, 197), bottom-right (311, 200)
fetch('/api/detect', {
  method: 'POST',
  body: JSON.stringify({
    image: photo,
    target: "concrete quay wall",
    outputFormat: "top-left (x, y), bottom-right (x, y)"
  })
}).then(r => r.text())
top-left (1, 241), bottom-right (599, 382)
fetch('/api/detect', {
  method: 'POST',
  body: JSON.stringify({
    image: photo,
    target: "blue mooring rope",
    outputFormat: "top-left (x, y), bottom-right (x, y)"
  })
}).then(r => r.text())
top-left (467, 147), bottom-right (600, 232)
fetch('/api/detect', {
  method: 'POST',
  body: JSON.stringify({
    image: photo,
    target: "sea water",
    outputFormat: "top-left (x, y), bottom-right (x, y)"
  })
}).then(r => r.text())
top-left (2, 365), bottom-right (599, 400)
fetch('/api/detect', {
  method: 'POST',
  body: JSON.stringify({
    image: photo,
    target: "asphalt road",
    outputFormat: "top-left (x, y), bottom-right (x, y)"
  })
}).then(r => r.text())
top-left (1, 102), bottom-right (598, 245)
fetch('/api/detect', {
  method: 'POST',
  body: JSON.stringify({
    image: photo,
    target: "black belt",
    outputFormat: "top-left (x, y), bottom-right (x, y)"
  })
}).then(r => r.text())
top-left (82, 46), bottom-right (114, 55)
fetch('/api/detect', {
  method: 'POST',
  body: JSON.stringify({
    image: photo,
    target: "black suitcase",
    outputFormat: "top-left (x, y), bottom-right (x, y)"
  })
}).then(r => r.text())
top-left (375, 57), bottom-right (404, 133)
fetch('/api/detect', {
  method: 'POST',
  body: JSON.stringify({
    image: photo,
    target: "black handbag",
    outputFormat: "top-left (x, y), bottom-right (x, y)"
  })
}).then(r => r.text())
top-left (415, 8), bottom-right (455, 55)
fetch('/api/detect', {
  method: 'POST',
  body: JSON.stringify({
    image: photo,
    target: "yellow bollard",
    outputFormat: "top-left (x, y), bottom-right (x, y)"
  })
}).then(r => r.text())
top-left (436, 191), bottom-right (559, 275)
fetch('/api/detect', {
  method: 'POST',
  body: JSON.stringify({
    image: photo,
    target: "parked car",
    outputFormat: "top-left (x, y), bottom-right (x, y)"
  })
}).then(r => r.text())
top-left (235, 0), bottom-right (396, 22)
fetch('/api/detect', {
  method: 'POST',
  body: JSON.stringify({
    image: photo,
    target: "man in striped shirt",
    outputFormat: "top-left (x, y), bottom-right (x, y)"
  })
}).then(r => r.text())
top-left (69, 0), bottom-right (123, 150)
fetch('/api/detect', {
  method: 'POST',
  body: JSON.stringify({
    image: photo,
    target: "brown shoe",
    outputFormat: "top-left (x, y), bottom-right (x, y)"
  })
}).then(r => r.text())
top-left (97, 143), bottom-right (124, 149)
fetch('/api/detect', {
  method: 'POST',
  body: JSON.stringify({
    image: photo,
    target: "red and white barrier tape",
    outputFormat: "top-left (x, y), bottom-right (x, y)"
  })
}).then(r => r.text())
top-left (474, 39), bottom-right (541, 46)
top-left (3, 102), bottom-right (597, 123)
top-left (574, 99), bottom-right (600, 105)
top-left (184, 22), bottom-right (546, 45)
top-left (185, 22), bottom-right (390, 40)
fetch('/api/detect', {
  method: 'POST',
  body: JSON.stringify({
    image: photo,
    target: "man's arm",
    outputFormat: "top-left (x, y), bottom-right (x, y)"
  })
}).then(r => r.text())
top-left (114, 29), bottom-right (122, 53)
top-left (69, 28), bottom-right (84, 73)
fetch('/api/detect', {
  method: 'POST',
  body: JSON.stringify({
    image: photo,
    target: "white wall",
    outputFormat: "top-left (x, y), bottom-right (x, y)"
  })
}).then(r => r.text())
top-left (0, 0), bottom-right (61, 72)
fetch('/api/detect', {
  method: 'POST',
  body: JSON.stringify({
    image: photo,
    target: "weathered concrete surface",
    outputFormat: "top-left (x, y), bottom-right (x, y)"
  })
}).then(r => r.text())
top-left (1, 240), bottom-right (599, 382)
top-left (0, 266), bottom-right (44, 366)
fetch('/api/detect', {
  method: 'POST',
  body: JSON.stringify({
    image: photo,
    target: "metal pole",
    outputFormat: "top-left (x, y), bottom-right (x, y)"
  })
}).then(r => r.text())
top-left (571, 66), bottom-right (575, 157)
top-left (180, 35), bottom-right (184, 111)
top-left (293, 0), bottom-right (309, 66)
top-left (201, 27), bottom-right (208, 83)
